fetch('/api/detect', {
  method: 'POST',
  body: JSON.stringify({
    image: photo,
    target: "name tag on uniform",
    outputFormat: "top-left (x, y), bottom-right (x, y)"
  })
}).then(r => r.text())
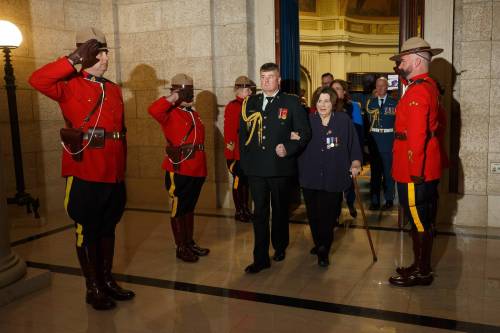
top-left (326, 136), bottom-right (340, 149)
top-left (278, 108), bottom-right (288, 120)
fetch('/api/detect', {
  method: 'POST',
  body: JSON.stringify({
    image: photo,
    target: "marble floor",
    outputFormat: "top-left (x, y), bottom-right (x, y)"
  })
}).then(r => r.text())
top-left (2, 183), bottom-right (500, 332)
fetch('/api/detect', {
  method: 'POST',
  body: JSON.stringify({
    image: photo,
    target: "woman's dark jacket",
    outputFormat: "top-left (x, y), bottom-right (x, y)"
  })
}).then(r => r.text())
top-left (298, 111), bottom-right (362, 192)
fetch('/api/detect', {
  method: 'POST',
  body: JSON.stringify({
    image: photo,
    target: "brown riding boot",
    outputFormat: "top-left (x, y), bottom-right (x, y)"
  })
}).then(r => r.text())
top-left (417, 229), bottom-right (434, 285)
top-left (98, 237), bottom-right (135, 301)
top-left (185, 212), bottom-right (210, 256)
top-left (76, 244), bottom-right (116, 310)
top-left (396, 229), bottom-right (420, 276)
top-left (171, 216), bottom-right (198, 262)
top-left (389, 231), bottom-right (423, 287)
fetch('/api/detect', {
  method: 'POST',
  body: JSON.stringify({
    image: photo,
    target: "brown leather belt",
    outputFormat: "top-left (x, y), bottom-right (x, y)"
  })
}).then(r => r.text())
top-left (394, 131), bottom-right (436, 141)
top-left (181, 143), bottom-right (204, 151)
top-left (83, 131), bottom-right (126, 140)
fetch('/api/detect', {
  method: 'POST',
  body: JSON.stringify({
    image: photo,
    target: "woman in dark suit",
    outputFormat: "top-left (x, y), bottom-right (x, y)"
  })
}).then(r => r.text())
top-left (298, 87), bottom-right (362, 267)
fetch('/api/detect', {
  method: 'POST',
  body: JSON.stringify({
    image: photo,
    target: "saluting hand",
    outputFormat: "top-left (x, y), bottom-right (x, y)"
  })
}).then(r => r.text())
top-left (275, 143), bottom-right (287, 157)
top-left (165, 91), bottom-right (180, 104)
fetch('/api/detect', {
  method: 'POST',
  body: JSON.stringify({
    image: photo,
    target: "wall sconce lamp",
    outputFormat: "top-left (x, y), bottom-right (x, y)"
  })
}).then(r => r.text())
top-left (0, 20), bottom-right (40, 218)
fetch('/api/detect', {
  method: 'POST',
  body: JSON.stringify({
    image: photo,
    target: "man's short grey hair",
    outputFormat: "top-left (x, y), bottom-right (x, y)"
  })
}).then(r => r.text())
top-left (376, 77), bottom-right (388, 85)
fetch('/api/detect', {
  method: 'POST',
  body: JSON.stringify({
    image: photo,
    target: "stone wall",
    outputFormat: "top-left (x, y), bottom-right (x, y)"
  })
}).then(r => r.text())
top-left (449, 0), bottom-right (500, 227)
top-left (0, 0), bottom-right (275, 213)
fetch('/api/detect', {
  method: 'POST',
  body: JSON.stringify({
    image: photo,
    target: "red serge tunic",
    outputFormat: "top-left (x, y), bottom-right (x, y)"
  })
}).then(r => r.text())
top-left (392, 73), bottom-right (445, 183)
top-left (29, 58), bottom-right (126, 183)
top-left (223, 97), bottom-right (243, 160)
top-left (148, 97), bottom-right (207, 177)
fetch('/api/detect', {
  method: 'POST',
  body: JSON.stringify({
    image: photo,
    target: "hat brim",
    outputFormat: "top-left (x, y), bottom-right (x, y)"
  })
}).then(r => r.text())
top-left (390, 48), bottom-right (443, 61)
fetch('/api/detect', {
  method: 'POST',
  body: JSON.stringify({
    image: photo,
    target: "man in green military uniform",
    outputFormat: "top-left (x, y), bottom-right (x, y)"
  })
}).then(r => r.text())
top-left (240, 63), bottom-right (311, 273)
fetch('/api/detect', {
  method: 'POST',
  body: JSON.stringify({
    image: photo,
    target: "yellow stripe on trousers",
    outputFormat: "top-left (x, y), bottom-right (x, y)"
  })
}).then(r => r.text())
top-left (75, 223), bottom-right (84, 247)
top-left (408, 183), bottom-right (424, 232)
top-left (64, 176), bottom-right (74, 213)
top-left (233, 176), bottom-right (239, 190)
top-left (168, 172), bottom-right (178, 217)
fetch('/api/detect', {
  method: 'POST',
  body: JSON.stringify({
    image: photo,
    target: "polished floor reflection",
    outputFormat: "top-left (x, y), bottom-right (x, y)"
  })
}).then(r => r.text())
top-left (2, 185), bottom-right (500, 332)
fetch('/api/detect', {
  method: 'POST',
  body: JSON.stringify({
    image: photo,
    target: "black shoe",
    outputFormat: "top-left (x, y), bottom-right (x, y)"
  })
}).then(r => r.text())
top-left (382, 201), bottom-right (394, 210)
top-left (245, 262), bottom-right (271, 274)
top-left (317, 246), bottom-right (329, 267)
top-left (272, 251), bottom-right (286, 262)
top-left (368, 203), bottom-right (380, 210)
top-left (389, 271), bottom-right (434, 287)
top-left (348, 204), bottom-right (357, 218)
top-left (310, 246), bottom-right (317, 255)
top-left (318, 256), bottom-right (330, 267)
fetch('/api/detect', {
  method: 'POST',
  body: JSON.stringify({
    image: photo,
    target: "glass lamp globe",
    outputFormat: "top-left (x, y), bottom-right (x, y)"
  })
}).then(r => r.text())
top-left (0, 20), bottom-right (23, 48)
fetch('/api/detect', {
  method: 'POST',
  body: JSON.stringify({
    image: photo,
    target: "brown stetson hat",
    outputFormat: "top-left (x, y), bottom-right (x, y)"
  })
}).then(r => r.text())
top-left (234, 76), bottom-right (256, 88)
top-left (390, 37), bottom-right (443, 61)
top-left (75, 27), bottom-right (109, 50)
top-left (171, 73), bottom-right (193, 88)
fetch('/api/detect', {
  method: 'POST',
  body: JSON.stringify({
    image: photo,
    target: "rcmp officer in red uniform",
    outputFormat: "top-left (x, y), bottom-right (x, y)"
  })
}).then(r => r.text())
top-left (29, 27), bottom-right (134, 310)
top-left (224, 76), bottom-right (256, 222)
top-left (388, 37), bottom-right (446, 287)
top-left (240, 63), bottom-right (311, 273)
top-left (148, 73), bottom-right (209, 263)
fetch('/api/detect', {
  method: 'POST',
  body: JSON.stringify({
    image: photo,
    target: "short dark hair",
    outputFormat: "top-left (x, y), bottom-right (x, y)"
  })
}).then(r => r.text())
top-left (315, 86), bottom-right (338, 107)
top-left (321, 72), bottom-right (334, 79)
top-left (260, 62), bottom-right (280, 72)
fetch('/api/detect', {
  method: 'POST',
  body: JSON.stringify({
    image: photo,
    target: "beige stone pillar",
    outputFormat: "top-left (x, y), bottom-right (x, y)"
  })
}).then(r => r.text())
top-left (0, 148), bottom-right (26, 288)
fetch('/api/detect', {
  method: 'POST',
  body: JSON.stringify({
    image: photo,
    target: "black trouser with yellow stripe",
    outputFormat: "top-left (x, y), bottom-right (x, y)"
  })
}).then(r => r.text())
top-left (164, 172), bottom-right (205, 217)
top-left (397, 180), bottom-right (439, 232)
top-left (65, 176), bottom-right (126, 247)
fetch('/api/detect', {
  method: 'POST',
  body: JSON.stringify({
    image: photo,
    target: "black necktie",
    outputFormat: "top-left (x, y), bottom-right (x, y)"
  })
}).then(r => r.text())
top-left (265, 97), bottom-right (274, 111)
top-left (379, 98), bottom-right (384, 108)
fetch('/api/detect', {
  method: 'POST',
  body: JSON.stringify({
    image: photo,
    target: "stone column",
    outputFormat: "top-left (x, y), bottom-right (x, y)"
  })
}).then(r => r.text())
top-left (0, 145), bottom-right (26, 288)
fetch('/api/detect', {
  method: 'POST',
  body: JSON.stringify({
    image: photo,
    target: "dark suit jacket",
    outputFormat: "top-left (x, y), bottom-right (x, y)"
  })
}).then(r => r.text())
top-left (298, 112), bottom-right (362, 192)
top-left (239, 91), bottom-right (311, 177)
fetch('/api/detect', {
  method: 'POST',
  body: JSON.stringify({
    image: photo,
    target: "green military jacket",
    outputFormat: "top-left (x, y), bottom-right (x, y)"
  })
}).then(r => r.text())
top-left (239, 91), bottom-right (311, 177)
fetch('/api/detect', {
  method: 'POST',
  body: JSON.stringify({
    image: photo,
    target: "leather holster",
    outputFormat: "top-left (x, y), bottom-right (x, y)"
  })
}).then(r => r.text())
top-left (60, 127), bottom-right (84, 161)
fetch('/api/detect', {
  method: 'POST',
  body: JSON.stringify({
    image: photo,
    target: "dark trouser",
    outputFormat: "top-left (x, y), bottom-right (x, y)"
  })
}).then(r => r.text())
top-left (370, 150), bottom-right (395, 205)
top-left (397, 180), bottom-right (439, 232)
top-left (248, 176), bottom-right (291, 265)
top-left (164, 172), bottom-right (205, 218)
top-left (303, 188), bottom-right (342, 251)
top-left (65, 177), bottom-right (126, 247)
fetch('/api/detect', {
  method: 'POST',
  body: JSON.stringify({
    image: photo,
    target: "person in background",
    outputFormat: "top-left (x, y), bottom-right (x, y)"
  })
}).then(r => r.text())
top-left (331, 79), bottom-right (364, 219)
top-left (297, 87), bottom-right (362, 266)
top-left (366, 77), bottom-right (397, 210)
top-left (224, 76), bottom-right (256, 222)
top-left (148, 73), bottom-right (210, 263)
